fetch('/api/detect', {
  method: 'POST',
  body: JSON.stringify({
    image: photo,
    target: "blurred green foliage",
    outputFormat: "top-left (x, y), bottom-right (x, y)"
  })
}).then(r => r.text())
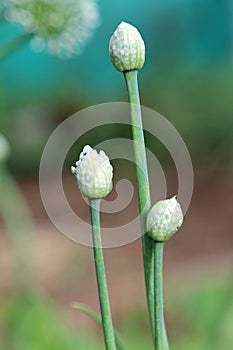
top-left (0, 277), bottom-right (232, 349)
top-left (170, 277), bottom-right (233, 350)
top-left (3, 61), bottom-right (233, 175)
top-left (143, 63), bottom-right (233, 165)
top-left (0, 292), bottom-right (102, 350)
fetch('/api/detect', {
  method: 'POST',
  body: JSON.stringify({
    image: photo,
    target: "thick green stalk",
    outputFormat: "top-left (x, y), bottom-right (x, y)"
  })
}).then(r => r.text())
top-left (0, 34), bottom-right (30, 61)
top-left (154, 242), bottom-right (169, 350)
top-left (89, 199), bottom-right (116, 350)
top-left (124, 70), bottom-right (154, 332)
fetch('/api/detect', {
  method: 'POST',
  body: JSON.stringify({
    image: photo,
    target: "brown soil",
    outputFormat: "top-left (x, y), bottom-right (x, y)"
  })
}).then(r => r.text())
top-left (0, 164), bottom-right (232, 327)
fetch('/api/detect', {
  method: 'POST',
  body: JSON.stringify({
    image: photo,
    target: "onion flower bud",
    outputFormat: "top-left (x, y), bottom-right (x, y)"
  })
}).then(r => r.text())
top-left (146, 196), bottom-right (183, 242)
top-left (71, 145), bottom-right (113, 199)
top-left (109, 21), bottom-right (145, 72)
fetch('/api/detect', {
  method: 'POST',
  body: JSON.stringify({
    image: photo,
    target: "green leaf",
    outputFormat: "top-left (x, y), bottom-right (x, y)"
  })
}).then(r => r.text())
top-left (72, 303), bottom-right (127, 350)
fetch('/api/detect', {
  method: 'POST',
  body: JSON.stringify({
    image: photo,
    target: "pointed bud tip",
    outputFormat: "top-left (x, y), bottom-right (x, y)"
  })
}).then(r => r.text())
top-left (71, 166), bottom-right (76, 174)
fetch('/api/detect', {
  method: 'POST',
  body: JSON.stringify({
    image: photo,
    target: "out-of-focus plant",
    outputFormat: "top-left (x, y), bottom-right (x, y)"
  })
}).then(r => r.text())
top-left (1, 0), bottom-right (100, 59)
top-left (0, 133), bottom-right (35, 289)
top-left (0, 134), bottom-right (78, 350)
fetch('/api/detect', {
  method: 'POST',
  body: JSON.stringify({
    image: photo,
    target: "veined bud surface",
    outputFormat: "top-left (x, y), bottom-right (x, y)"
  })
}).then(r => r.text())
top-left (146, 196), bottom-right (183, 242)
top-left (71, 145), bottom-right (113, 199)
top-left (109, 21), bottom-right (145, 72)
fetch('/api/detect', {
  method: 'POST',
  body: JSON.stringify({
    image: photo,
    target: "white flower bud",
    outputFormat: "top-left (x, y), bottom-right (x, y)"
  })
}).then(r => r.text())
top-left (71, 145), bottom-right (113, 199)
top-left (109, 21), bottom-right (145, 72)
top-left (146, 196), bottom-right (183, 242)
top-left (0, 133), bottom-right (10, 163)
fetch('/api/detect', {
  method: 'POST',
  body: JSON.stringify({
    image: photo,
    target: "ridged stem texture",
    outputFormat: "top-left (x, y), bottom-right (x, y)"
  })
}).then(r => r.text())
top-left (89, 199), bottom-right (116, 350)
top-left (154, 242), bottom-right (169, 349)
top-left (124, 69), bottom-right (155, 333)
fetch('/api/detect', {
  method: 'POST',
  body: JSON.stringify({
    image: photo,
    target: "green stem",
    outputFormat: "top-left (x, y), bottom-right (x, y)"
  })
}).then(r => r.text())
top-left (89, 199), bottom-right (116, 350)
top-left (0, 34), bottom-right (30, 61)
top-left (154, 242), bottom-right (169, 350)
top-left (124, 70), bottom-right (155, 333)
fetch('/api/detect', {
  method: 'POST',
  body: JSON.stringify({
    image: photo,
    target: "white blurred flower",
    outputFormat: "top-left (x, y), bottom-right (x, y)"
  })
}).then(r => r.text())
top-left (3, 0), bottom-right (100, 58)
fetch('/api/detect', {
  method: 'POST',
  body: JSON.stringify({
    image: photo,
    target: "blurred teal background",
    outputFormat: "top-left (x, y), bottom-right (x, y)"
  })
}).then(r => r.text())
top-left (1, 0), bottom-right (233, 171)
top-left (0, 1), bottom-right (233, 349)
